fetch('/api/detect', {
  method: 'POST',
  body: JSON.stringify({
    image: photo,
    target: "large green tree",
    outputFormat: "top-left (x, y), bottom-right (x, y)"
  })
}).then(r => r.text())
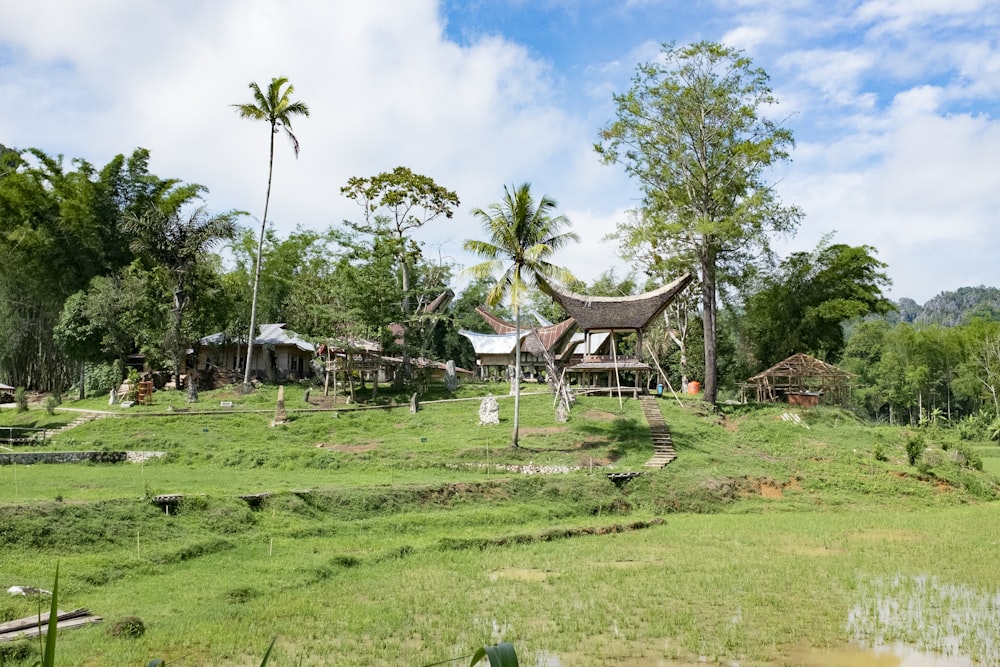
top-left (463, 183), bottom-right (578, 448)
top-left (596, 42), bottom-right (802, 404)
top-left (341, 167), bottom-right (459, 383)
top-left (740, 239), bottom-right (894, 368)
top-left (0, 147), bottom-right (179, 389)
top-left (233, 76), bottom-right (310, 388)
top-left (125, 204), bottom-right (241, 380)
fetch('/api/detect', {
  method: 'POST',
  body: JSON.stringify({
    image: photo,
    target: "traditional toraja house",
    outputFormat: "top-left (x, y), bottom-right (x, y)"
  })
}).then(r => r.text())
top-left (459, 308), bottom-right (578, 381)
top-left (541, 274), bottom-right (694, 394)
top-left (743, 353), bottom-right (855, 406)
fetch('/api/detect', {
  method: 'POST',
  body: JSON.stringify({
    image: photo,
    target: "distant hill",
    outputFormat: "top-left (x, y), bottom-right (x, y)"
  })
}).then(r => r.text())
top-left (890, 286), bottom-right (1000, 326)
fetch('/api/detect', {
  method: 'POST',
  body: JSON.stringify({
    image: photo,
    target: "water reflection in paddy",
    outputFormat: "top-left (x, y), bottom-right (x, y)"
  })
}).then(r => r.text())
top-left (533, 574), bottom-right (997, 666)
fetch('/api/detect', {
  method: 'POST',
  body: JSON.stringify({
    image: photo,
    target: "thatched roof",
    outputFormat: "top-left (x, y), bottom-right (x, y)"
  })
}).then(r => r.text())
top-left (541, 273), bottom-right (694, 332)
top-left (748, 353), bottom-right (854, 382)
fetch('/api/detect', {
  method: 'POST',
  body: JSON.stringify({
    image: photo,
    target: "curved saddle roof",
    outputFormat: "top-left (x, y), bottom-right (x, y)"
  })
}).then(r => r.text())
top-left (542, 273), bottom-right (694, 332)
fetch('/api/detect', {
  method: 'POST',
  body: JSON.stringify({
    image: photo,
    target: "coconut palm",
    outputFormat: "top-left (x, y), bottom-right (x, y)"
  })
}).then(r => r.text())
top-left (463, 183), bottom-right (578, 447)
top-left (232, 76), bottom-right (310, 388)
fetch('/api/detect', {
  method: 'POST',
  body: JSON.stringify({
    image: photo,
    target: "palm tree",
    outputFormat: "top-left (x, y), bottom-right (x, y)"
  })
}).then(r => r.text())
top-left (463, 183), bottom-right (579, 447)
top-left (125, 205), bottom-right (240, 381)
top-left (232, 76), bottom-right (310, 388)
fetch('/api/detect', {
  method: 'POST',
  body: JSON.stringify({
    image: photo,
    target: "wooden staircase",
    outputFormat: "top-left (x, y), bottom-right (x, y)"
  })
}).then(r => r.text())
top-left (640, 396), bottom-right (676, 468)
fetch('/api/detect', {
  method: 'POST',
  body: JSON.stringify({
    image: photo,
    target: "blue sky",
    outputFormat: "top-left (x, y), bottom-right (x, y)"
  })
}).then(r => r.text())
top-left (2, 1), bottom-right (998, 303)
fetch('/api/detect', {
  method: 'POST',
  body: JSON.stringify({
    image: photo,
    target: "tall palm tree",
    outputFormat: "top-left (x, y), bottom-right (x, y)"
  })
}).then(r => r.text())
top-left (463, 183), bottom-right (579, 447)
top-left (232, 76), bottom-right (310, 388)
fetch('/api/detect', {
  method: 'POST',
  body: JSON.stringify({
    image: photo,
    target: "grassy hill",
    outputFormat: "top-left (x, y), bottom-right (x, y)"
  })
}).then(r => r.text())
top-left (1, 384), bottom-right (998, 665)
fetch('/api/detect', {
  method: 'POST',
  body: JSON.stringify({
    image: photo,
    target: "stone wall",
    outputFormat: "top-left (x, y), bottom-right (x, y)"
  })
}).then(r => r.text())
top-left (0, 451), bottom-right (165, 465)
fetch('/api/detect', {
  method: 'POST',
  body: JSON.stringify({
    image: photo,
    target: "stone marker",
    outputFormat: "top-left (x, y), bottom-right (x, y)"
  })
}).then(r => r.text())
top-left (479, 393), bottom-right (500, 425)
top-left (555, 401), bottom-right (569, 423)
top-left (271, 385), bottom-right (287, 426)
top-left (409, 392), bottom-right (419, 414)
top-left (445, 360), bottom-right (458, 392)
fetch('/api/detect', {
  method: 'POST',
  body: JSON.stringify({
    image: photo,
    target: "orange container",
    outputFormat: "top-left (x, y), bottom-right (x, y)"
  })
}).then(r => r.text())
top-left (687, 381), bottom-right (701, 394)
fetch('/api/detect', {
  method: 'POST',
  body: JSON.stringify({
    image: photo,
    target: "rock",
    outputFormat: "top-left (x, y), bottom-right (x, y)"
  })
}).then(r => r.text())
top-left (409, 392), bottom-right (419, 414)
top-left (555, 401), bottom-right (569, 423)
top-left (479, 393), bottom-right (500, 425)
top-left (445, 360), bottom-right (458, 392)
top-left (271, 385), bottom-right (287, 426)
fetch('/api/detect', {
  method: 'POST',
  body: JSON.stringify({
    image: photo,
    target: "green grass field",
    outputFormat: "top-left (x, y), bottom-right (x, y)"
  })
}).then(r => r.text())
top-left (2, 384), bottom-right (999, 666)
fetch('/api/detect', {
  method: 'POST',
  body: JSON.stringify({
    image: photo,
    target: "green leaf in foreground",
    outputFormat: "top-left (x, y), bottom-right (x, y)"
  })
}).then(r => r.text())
top-left (469, 641), bottom-right (518, 667)
top-left (40, 563), bottom-right (59, 667)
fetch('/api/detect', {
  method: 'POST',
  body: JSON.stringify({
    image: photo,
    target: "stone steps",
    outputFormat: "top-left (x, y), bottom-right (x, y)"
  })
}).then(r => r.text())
top-left (640, 396), bottom-right (676, 468)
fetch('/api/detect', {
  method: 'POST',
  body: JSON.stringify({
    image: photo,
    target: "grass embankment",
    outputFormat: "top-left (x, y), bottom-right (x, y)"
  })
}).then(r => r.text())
top-left (2, 385), bottom-right (999, 666)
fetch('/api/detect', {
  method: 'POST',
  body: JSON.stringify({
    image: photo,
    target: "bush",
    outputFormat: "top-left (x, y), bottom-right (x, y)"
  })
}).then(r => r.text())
top-left (110, 616), bottom-right (146, 639)
top-left (906, 434), bottom-right (925, 466)
top-left (14, 386), bottom-right (28, 412)
top-left (44, 395), bottom-right (59, 415)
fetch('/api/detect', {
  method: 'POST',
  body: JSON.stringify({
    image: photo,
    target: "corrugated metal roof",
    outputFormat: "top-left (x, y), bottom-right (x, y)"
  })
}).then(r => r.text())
top-left (200, 324), bottom-right (314, 352)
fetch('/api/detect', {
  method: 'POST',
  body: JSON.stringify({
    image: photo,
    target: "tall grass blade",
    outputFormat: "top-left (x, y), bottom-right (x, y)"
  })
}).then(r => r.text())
top-left (259, 637), bottom-right (277, 666)
top-left (40, 564), bottom-right (59, 667)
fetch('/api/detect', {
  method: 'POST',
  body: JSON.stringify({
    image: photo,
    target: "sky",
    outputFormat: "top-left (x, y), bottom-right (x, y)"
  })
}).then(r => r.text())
top-left (2, 0), bottom-right (998, 304)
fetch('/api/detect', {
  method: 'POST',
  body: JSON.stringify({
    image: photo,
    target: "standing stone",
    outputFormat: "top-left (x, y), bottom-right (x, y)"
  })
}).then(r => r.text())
top-left (271, 385), bottom-right (287, 426)
top-left (555, 401), bottom-right (569, 423)
top-left (108, 389), bottom-right (118, 406)
top-left (479, 393), bottom-right (500, 425)
top-left (185, 376), bottom-right (198, 403)
top-left (507, 365), bottom-right (518, 396)
top-left (409, 392), bottom-right (419, 414)
top-left (445, 360), bottom-right (458, 392)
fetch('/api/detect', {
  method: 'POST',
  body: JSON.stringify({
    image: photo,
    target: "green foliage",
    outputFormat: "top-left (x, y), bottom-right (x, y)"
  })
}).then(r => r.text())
top-left (110, 615), bottom-right (146, 638)
top-left (740, 237), bottom-right (894, 368)
top-left (469, 641), bottom-right (519, 667)
top-left (906, 434), bottom-right (925, 466)
top-left (13, 387), bottom-right (27, 412)
top-left (597, 42), bottom-right (802, 404)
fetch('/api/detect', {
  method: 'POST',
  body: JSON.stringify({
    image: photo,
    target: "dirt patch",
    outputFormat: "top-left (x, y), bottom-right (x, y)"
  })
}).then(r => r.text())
top-left (760, 482), bottom-right (784, 499)
top-left (318, 442), bottom-right (380, 453)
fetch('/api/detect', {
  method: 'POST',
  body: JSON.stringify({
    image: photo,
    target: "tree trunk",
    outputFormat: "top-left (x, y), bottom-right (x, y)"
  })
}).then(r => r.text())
top-left (243, 123), bottom-right (277, 389)
top-left (512, 302), bottom-right (521, 448)
top-left (700, 248), bottom-right (718, 405)
top-left (398, 245), bottom-right (412, 385)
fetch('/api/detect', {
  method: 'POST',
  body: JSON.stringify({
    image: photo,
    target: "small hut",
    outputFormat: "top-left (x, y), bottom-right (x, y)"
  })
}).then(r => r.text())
top-left (744, 353), bottom-right (854, 406)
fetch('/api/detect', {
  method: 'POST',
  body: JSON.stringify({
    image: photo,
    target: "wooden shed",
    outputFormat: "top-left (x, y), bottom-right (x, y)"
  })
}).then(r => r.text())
top-left (743, 353), bottom-right (854, 406)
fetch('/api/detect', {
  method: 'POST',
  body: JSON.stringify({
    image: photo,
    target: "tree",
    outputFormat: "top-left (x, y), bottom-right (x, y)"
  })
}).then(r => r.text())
top-left (125, 205), bottom-right (240, 380)
top-left (463, 183), bottom-right (578, 447)
top-left (596, 42), bottom-right (802, 404)
top-left (341, 167), bottom-right (459, 383)
top-left (741, 239), bottom-right (894, 367)
top-left (233, 76), bottom-right (310, 388)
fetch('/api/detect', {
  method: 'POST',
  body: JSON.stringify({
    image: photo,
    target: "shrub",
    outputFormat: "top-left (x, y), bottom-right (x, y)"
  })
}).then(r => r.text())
top-left (906, 434), bottom-right (925, 466)
top-left (110, 616), bottom-right (146, 639)
top-left (44, 395), bottom-right (59, 415)
top-left (14, 386), bottom-right (28, 412)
